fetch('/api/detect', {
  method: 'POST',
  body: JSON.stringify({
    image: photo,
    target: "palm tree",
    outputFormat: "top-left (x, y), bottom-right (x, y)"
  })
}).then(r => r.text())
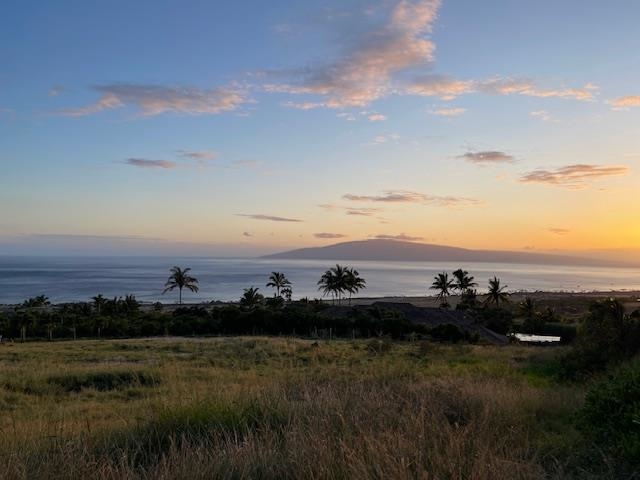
top-left (452, 269), bottom-right (477, 294)
top-left (22, 295), bottom-right (50, 308)
top-left (430, 272), bottom-right (455, 308)
top-left (317, 264), bottom-right (349, 305)
top-left (344, 268), bottom-right (366, 305)
top-left (162, 266), bottom-right (199, 304)
top-left (485, 276), bottom-right (509, 307)
top-left (318, 270), bottom-right (337, 304)
top-left (519, 297), bottom-right (536, 319)
top-left (240, 287), bottom-right (264, 309)
top-left (266, 272), bottom-right (291, 298)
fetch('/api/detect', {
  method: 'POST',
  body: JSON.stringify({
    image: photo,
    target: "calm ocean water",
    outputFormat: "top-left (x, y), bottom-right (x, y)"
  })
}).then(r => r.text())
top-left (0, 256), bottom-right (639, 304)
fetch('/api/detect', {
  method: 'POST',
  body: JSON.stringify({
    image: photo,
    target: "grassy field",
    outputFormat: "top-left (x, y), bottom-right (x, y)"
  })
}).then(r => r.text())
top-left (0, 337), bottom-right (622, 479)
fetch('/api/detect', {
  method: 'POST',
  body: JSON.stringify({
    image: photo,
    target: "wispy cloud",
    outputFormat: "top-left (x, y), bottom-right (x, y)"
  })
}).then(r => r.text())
top-left (282, 101), bottom-right (326, 110)
top-left (478, 77), bottom-right (596, 100)
top-left (49, 85), bottom-right (64, 97)
top-left (609, 95), bottom-right (640, 109)
top-left (367, 113), bottom-right (387, 122)
top-left (262, 4), bottom-right (594, 112)
top-left (408, 75), bottom-right (595, 101)
top-left (28, 233), bottom-right (164, 241)
top-left (367, 133), bottom-right (400, 146)
top-left (176, 150), bottom-right (217, 161)
top-left (374, 233), bottom-right (423, 241)
top-left (62, 94), bottom-right (123, 116)
top-left (123, 158), bottom-right (177, 169)
top-left (318, 204), bottom-right (380, 216)
top-left (346, 208), bottom-right (379, 216)
top-left (519, 164), bottom-right (629, 189)
top-left (407, 75), bottom-right (474, 100)
top-left (336, 112), bottom-right (356, 121)
top-left (457, 151), bottom-right (515, 165)
top-left (264, 0), bottom-right (441, 108)
top-left (530, 110), bottom-right (556, 122)
top-left (61, 83), bottom-right (248, 117)
top-left (343, 190), bottom-right (481, 207)
top-left (334, 111), bottom-right (387, 122)
top-left (344, 191), bottom-right (426, 202)
top-left (429, 106), bottom-right (466, 117)
top-left (314, 232), bottom-right (347, 239)
top-left (548, 227), bottom-right (570, 235)
top-left (236, 214), bottom-right (303, 222)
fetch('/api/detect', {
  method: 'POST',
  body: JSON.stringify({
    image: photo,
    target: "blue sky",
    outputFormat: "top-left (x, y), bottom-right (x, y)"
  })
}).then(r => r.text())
top-left (1, 0), bottom-right (639, 256)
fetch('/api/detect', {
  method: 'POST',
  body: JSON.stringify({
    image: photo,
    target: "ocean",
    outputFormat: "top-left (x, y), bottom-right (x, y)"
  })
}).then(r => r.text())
top-left (0, 256), bottom-right (639, 305)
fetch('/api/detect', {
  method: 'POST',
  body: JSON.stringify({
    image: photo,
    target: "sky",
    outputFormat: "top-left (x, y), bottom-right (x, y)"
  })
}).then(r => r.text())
top-left (1, 0), bottom-right (639, 257)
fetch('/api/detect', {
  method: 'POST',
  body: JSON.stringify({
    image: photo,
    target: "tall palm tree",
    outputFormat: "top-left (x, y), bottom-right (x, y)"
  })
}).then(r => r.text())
top-left (452, 269), bottom-right (477, 294)
top-left (240, 287), bottom-right (264, 309)
top-left (344, 268), bottom-right (366, 305)
top-left (266, 272), bottom-right (291, 298)
top-left (430, 272), bottom-right (455, 308)
top-left (162, 266), bottom-right (199, 304)
top-left (317, 270), bottom-right (336, 304)
top-left (485, 276), bottom-right (509, 307)
top-left (318, 264), bottom-right (349, 305)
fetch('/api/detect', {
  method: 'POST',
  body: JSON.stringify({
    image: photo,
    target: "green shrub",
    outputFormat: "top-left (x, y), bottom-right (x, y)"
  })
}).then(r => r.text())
top-left (578, 360), bottom-right (640, 463)
top-left (560, 299), bottom-right (640, 378)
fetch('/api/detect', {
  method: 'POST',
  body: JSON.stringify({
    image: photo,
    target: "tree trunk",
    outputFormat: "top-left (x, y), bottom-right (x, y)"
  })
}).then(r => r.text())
top-left (179, 287), bottom-right (182, 305)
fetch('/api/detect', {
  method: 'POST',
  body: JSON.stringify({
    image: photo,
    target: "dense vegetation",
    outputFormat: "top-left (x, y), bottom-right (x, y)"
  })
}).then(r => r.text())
top-left (0, 299), bottom-right (445, 341)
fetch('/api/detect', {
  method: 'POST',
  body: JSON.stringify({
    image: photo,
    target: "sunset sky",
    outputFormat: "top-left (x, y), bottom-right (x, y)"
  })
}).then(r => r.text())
top-left (1, 0), bottom-right (639, 256)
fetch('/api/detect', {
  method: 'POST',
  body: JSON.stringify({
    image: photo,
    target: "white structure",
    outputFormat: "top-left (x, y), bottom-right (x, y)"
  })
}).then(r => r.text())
top-left (510, 333), bottom-right (561, 343)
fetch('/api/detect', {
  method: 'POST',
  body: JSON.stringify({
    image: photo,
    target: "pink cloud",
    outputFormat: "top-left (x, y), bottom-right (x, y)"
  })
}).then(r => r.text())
top-left (264, 0), bottom-right (441, 108)
top-left (61, 84), bottom-right (247, 117)
top-left (520, 164), bottom-right (629, 189)
top-left (123, 158), bottom-right (177, 169)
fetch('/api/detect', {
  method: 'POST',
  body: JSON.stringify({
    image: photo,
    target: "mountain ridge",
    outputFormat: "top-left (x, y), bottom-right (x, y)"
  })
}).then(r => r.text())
top-left (263, 239), bottom-right (636, 267)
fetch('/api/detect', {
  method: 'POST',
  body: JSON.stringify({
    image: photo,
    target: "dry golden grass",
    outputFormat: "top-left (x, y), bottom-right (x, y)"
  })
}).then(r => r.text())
top-left (0, 338), bottom-right (607, 479)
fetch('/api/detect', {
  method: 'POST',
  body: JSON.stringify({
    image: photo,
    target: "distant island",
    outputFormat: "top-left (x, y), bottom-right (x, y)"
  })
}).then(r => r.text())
top-left (263, 239), bottom-right (634, 267)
